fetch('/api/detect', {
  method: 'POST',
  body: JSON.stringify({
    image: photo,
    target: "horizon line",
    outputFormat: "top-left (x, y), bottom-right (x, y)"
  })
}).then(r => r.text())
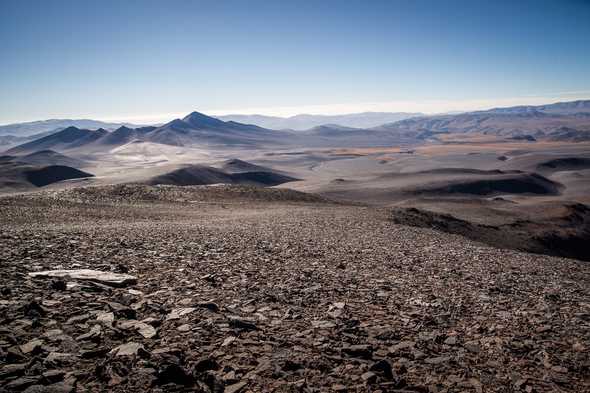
top-left (2, 94), bottom-right (590, 126)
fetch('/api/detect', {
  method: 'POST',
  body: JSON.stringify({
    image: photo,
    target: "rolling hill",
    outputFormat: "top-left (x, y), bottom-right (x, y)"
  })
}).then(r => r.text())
top-left (0, 161), bottom-right (94, 190)
top-left (147, 160), bottom-right (298, 187)
top-left (4, 150), bottom-right (86, 167)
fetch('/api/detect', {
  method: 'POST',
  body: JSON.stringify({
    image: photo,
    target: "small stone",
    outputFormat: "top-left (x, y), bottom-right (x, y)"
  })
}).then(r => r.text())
top-left (42, 369), bottom-right (65, 383)
top-left (43, 329), bottom-right (64, 341)
top-left (228, 316), bottom-right (257, 331)
top-left (0, 363), bottom-right (27, 378)
top-left (6, 376), bottom-right (42, 391)
top-left (107, 302), bottom-right (136, 319)
top-left (77, 325), bottom-right (101, 341)
top-left (464, 340), bottom-right (480, 353)
top-left (166, 307), bottom-right (197, 321)
top-left (361, 371), bottom-right (377, 384)
top-left (221, 336), bottom-right (236, 347)
top-left (342, 344), bottom-right (372, 359)
top-left (50, 279), bottom-right (67, 291)
top-left (312, 320), bottom-right (336, 329)
top-left (444, 336), bottom-right (457, 345)
top-left (119, 320), bottom-right (157, 339)
top-left (96, 312), bottom-right (115, 325)
top-left (20, 339), bottom-right (44, 354)
top-left (424, 356), bottom-right (451, 365)
top-left (225, 381), bottom-right (247, 393)
top-left (370, 359), bottom-right (394, 380)
top-left (157, 363), bottom-right (193, 386)
top-left (44, 352), bottom-right (76, 367)
top-left (198, 301), bottom-right (220, 312)
top-left (177, 324), bottom-right (191, 332)
top-left (389, 341), bottom-right (415, 354)
top-left (110, 342), bottom-right (149, 358)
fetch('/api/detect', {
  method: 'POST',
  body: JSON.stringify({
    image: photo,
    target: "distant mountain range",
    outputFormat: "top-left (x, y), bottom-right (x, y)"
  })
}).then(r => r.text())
top-left (0, 119), bottom-right (144, 137)
top-left (5, 112), bottom-right (287, 154)
top-left (3, 100), bottom-right (590, 154)
top-left (218, 112), bottom-right (423, 130)
top-left (373, 100), bottom-right (590, 142)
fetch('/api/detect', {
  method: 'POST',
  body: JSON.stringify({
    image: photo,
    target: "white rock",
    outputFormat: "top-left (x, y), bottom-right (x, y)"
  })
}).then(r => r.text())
top-left (28, 269), bottom-right (137, 287)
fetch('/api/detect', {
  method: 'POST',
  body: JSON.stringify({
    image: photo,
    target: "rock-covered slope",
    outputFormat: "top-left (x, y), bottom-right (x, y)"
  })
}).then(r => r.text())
top-left (0, 185), bottom-right (588, 392)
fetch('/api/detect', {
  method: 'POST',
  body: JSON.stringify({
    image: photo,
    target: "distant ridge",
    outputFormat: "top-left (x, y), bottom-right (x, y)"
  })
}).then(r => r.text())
top-left (0, 119), bottom-right (145, 137)
top-left (10, 150), bottom-right (85, 167)
top-left (372, 99), bottom-right (590, 141)
top-left (219, 112), bottom-right (423, 130)
top-left (6, 127), bottom-right (109, 154)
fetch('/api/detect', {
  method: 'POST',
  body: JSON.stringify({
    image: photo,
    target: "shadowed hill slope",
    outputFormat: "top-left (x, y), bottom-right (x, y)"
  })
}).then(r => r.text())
top-left (0, 162), bottom-right (94, 189)
top-left (147, 163), bottom-right (298, 187)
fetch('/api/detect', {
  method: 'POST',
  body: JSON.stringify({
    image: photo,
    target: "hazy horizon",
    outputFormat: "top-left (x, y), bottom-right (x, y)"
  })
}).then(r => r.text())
top-left (2, 95), bottom-right (590, 126)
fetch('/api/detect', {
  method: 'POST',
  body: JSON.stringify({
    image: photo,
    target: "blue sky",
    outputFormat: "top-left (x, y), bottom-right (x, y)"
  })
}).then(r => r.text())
top-left (1, 0), bottom-right (589, 124)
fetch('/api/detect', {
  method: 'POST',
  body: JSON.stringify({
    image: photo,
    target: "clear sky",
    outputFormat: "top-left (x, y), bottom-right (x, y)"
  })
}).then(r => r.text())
top-left (1, 0), bottom-right (589, 124)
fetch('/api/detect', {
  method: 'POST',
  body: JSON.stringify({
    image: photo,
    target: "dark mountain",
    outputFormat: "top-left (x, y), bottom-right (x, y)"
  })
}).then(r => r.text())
top-left (142, 112), bottom-right (284, 147)
top-left (6, 111), bottom-right (286, 153)
top-left (182, 111), bottom-right (227, 128)
top-left (219, 112), bottom-right (423, 130)
top-left (93, 126), bottom-right (156, 146)
top-left (6, 127), bottom-right (108, 154)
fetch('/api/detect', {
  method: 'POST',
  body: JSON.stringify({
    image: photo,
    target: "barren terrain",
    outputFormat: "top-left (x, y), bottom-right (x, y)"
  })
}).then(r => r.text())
top-left (1, 185), bottom-right (589, 392)
top-left (2, 103), bottom-right (590, 392)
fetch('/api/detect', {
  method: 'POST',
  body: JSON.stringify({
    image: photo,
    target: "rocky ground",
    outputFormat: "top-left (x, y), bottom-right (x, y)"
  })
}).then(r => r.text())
top-left (0, 184), bottom-right (589, 392)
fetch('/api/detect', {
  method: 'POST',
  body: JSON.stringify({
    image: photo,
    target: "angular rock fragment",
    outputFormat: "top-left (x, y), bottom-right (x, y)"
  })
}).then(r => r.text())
top-left (119, 320), bottom-right (157, 339)
top-left (228, 316), bottom-right (257, 331)
top-left (20, 338), bottom-right (44, 354)
top-left (165, 307), bottom-right (197, 321)
top-left (5, 376), bottom-right (42, 391)
top-left (0, 363), bottom-right (27, 379)
top-left (76, 325), bottom-right (101, 341)
top-left (224, 381), bottom-right (247, 393)
top-left (109, 342), bottom-right (149, 358)
top-left (156, 363), bottom-right (193, 386)
top-left (96, 311), bottom-right (115, 325)
top-left (311, 320), bottom-right (336, 329)
top-left (44, 352), bottom-right (76, 367)
top-left (28, 269), bottom-right (137, 288)
top-left (342, 344), bottom-right (372, 359)
top-left (361, 371), bottom-right (377, 383)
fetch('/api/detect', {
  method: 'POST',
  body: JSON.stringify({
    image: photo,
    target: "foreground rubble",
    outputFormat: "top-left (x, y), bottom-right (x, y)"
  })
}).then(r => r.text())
top-left (0, 185), bottom-right (589, 392)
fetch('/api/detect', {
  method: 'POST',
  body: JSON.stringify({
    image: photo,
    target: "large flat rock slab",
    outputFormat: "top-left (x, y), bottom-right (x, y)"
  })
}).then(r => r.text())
top-left (28, 269), bottom-right (137, 287)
